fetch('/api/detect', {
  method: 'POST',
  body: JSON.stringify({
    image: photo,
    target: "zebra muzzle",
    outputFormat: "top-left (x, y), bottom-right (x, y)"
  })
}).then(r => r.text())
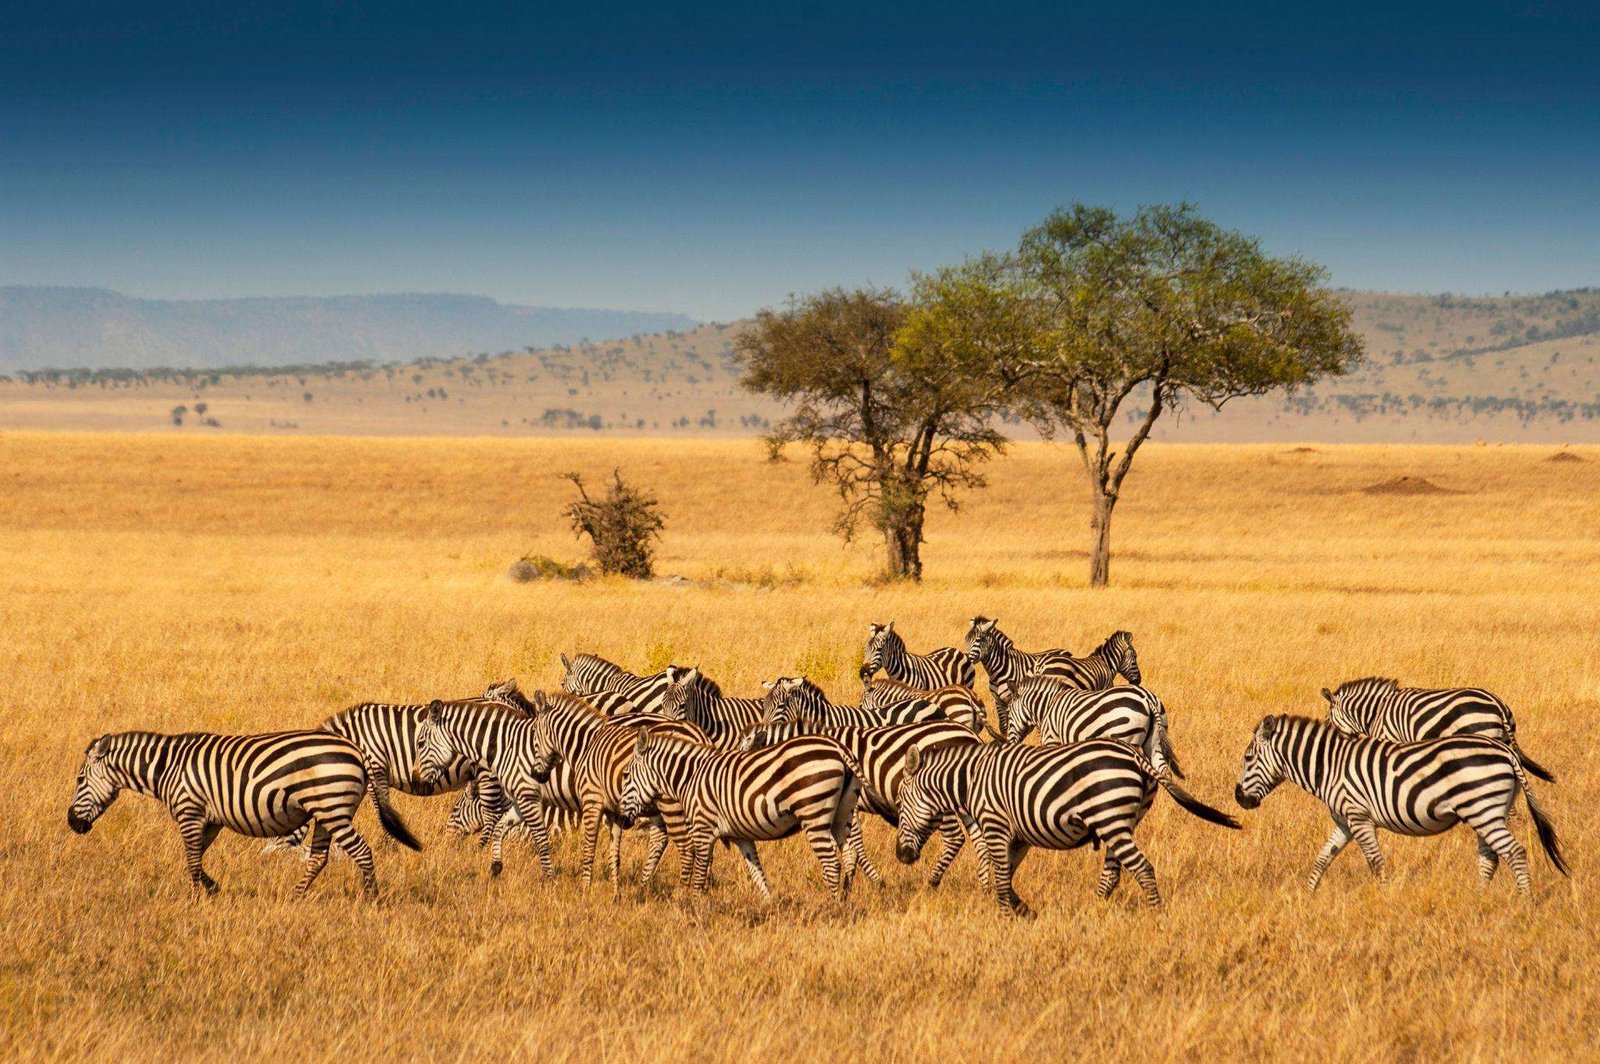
top-left (1234, 785), bottom-right (1260, 810)
top-left (67, 811), bottom-right (92, 834)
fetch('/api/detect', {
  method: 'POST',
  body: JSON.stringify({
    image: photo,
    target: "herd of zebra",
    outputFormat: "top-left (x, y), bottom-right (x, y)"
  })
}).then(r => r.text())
top-left (68, 616), bottom-right (1569, 914)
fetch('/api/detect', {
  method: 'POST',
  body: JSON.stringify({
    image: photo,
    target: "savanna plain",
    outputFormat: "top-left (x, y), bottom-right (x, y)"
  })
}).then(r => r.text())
top-left (2, 431), bottom-right (1597, 1062)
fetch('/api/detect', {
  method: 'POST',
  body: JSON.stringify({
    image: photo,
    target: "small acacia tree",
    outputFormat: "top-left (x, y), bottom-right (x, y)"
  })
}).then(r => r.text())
top-left (736, 287), bottom-right (1009, 581)
top-left (915, 203), bottom-right (1364, 586)
top-left (560, 469), bottom-right (665, 579)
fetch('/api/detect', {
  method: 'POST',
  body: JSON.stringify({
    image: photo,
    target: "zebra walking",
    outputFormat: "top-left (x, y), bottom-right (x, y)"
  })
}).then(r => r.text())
top-left (68, 730), bottom-right (421, 898)
top-left (1002, 676), bottom-right (1182, 777)
top-left (859, 622), bottom-right (975, 690)
top-left (742, 718), bottom-right (983, 888)
top-left (1322, 677), bottom-right (1554, 781)
top-left (895, 739), bottom-right (1238, 915)
top-left (659, 666), bottom-right (766, 747)
top-left (618, 728), bottom-right (863, 901)
top-left (860, 678), bottom-right (987, 734)
top-left (560, 653), bottom-right (673, 712)
top-left (1235, 715), bottom-right (1567, 895)
top-left (762, 676), bottom-right (946, 729)
top-left (962, 618), bottom-right (1073, 728)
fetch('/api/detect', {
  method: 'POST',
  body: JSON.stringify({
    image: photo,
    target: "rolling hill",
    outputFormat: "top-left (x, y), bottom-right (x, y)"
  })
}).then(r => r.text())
top-left (1, 289), bottom-right (1597, 442)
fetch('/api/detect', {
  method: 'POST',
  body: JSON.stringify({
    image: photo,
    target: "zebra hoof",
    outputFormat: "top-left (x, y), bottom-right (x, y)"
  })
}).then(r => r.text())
top-left (490, 860), bottom-right (504, 877)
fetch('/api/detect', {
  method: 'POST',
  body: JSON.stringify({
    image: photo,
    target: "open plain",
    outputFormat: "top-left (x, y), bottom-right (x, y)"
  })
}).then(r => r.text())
top-left (2, 432), bottom-right (1597, 1061)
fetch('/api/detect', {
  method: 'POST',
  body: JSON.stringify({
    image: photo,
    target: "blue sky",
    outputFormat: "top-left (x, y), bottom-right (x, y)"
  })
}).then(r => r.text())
top-left (2, 1), bottom-right (1596, 320)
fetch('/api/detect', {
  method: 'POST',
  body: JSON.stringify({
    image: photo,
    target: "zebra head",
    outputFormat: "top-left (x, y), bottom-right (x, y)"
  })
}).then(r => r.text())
top-left (964, 616), bottom-right (999, 664)
top-left (68, 736), bottom-right (118, 834)
top-left (1103, 630), bottom-right (1141, 684)
top-left (1001, 676), bottom-right (1045, 743)
top-left (529, 711), bottom-right (563, 783)
top-left (1235, 715), bottom-right (1290, 810)
top-left (619, 728), bottom-right (666, 824)
top-left (414, 701), bottom-right (459, 788)
top-left (659, 665), bottom-right (700, 722)
top-left (859, 621), bottom-right (893, 685)
top-left (894, 744), bottom-right (942, 865)
top-left (760, 676), bottom-right (802, 726)
top-left (445, 778), bottom-right (485, 839)
top-left (1322, 678), bottom-right (1389, 736)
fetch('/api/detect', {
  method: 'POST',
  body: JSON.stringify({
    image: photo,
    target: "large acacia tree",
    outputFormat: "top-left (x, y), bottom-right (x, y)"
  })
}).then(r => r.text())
top-left (910, 203), bottom-right (1364, 586)
top-left (735, 286), bottom-right (1009, 581)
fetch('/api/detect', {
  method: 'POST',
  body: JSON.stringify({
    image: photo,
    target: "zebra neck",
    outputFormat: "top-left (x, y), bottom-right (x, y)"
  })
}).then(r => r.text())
top-left (108, 733), bottom-right (186, 803)
top-left (1280, 729), bottom-right (1352, 801)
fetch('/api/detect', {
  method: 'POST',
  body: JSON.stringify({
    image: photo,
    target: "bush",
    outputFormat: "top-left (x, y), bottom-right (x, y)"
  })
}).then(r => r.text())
top-left (508, 555), bottom-right (591, 583)
top-left (560, 469), bottom-right (665, 579)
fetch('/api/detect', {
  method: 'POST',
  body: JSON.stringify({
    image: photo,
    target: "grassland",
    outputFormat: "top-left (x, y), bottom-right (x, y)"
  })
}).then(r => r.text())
top-left (2, 432), bottom-right (1597, 1061)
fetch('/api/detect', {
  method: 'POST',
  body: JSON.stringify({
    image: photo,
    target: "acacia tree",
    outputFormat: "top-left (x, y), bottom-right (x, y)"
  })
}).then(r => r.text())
top-left (735, 287), bottom-right (1008, 581)
top-left (915, 204), bottom-right (1364, 587)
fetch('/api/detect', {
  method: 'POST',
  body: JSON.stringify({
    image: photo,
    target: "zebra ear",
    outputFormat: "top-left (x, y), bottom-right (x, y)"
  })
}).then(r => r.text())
top-left (1320, 687), bottom-right (1334, 704)
top-left (423, 699), bottom-right (444, 722)
top-left (560, 653), bottom-right (572, 671)
top-left (885, 620), bottom-right (894, 633)
top-left (1259, 716), bottom-right (1278, 738)
top-left (634, 728), bottom-right (653, 754)
top-left (761, 678), bottom-right (777, 691)
top-left (904, 745), bottom-right (922, 775)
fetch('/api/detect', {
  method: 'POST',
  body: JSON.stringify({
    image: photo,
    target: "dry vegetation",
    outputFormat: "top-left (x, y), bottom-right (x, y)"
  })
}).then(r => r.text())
top-left (3, 432), bottom-right (1598, 1061)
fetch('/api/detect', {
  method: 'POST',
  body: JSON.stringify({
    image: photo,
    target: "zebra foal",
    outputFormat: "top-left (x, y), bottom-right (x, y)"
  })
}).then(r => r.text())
top-left (1234, 715), bottom-right (1567, 895)
top-left (68, 729), bottom-right (420, 898)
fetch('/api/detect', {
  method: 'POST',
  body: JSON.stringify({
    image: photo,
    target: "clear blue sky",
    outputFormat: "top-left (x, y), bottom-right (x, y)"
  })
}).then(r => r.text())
top-left (2, 1), bottom-right (1596, 321)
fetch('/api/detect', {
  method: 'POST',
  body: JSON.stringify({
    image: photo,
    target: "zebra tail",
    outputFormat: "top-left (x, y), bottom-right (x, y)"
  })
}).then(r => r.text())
top-left (1149, 696), bottom-right (1185, 779)
top-left (1516, 765), bottom-right (1569, 876)
top-left (366, 762), bottom-right (423, 852)
top-left (1512, 738), bottom-right (1556, 783)
top-left (1125, 745), bottom-right (1240, 830)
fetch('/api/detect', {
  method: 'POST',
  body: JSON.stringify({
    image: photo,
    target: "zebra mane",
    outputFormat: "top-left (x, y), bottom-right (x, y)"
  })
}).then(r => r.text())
top-left (545, 690), bottom-right (606, 719)
top-left (1336, 677), bottom-right (1399, 697)
top-left (572, 653), bottom-right (628, 679)
top-left (1094, 630), bottom-right (1131, 656)
top-left (690, 672), bottom-right (725, 699)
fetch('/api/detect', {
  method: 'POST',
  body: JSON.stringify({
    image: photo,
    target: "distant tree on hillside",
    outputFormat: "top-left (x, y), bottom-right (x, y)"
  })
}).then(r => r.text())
top-left (736, 287), bottom-right (1010, 582)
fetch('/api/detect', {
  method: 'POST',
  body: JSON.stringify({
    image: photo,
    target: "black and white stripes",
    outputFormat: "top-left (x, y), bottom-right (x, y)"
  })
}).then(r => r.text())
top-left (859, 622), bottom-right (975, 690)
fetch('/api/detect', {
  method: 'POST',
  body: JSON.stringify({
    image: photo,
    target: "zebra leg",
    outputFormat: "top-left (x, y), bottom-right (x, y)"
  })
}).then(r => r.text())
top-left (1096, 850), bottom-right (1123, 899)
top-left (1105, 831), bottom-right (1161, 908)
top-left (1347, 816), bottom-right (1388, 884)
top-left (639, 818), bottom-right (671, 887)
top-left (1306, 822), bottom-right (1353, 892)
top-left (732, 839), bottom-right (774, 901)
top-left (178, 816), bottom-right (223, 896)
top-left (688, 825), bottom-right (717, 895)
top-left (1472, 815), bottom-right (1531, 895)
top-left (845, 814), bottom-right (884, 889)
top-left (293, 821), bottom-right (333, 897)
top-left (987, 834), bottom-right (1033, 918)
top-left (925, 816), bottom-right (965, 888)
top-left (508, 786), bottom-right (555, 879)
top-left (607, 819), bottom-right (624, 899)
top-left (802, 822), bottom-right (846, 901)
top-left (1476, 837), bottom-right (1500, 886)
top-left (578, 803), bottom-right (605, 891)
top-left (328, 820), bottom-right (380, 899)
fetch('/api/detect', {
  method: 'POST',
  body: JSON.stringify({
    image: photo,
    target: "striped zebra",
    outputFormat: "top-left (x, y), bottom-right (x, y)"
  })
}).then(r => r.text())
top-left (560, 652), bottom-right (674, 712)
top-left (489, 676), bottom-right (638, 719)
top-left (742, 718), bottom-right (983, 888)
top-left (68, 729), bottom-right (421, 898)
top-left (1322, 677), bottom-right (1554, 782)
top-left (618, 728), bottom-right (864, 901)
top-left (659, 666), bottom-right (766, 747)
top-left (762, 676), bottom-right (946, 729)
top-left (1234, 715), bottom-right (1568, 895)
top-left (861, 678), bottom-right (987, 734)
top-left (962, 618), bottom-right (1074, 726)
top-left (445, 774), bottom-right (579, 840)
top-left (1002, 676), bottom-right (1182, 777)
top-left (859, 622), bottom-right (975, 690)
top-left (895, 738), bottom-right (1238, 915)
top-left (414, 696), bottom-right (585, 877)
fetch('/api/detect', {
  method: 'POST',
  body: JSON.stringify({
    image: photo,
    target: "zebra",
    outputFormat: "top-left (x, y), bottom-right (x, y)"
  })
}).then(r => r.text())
top-left (1002, 676), bottom-right (1182, 777)
top-left (445, 774), bottom-right (579, 840)
top-left (68, 729), bottom-right (421, 898)
top-left (560, 652), bottom-right (674, 712)
top-left (488, 676), bottom-right (638, 719)
top-left (414, 696), bottom-right (586, 877)
top-left (741, 718), bottom-right (983, 888)
top-left (962, 617), bottom-right (1076, 728)
top-left (618, 728), bottom-right (864, 901)
top-left (659, 666), bottom-right (766, 747)
top-left (859, 621), bottom-right (975, 690)
top-left (1234, 715), bottom-right (1568, 896)
top-left (761, 676), bottom-right (946, 729)
top-left (895, 738), bottom-right (1239, 915)
top-left (861, 678), bottom-right (987, 734)
top-left (1321, 677), bottom-right (1554, 782)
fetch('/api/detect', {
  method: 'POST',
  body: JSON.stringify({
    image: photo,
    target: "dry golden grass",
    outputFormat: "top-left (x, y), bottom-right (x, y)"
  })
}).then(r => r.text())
top-left (2, 432), bottom-right (1597, 1061)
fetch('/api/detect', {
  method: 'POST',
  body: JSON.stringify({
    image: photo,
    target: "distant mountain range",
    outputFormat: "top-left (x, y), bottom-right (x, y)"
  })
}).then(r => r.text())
top-left (0, 287), bottom-right (699, 371)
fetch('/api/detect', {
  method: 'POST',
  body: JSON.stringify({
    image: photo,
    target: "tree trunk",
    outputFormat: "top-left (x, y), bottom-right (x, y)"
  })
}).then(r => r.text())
top-left (1088, 488), bottom-right (1116, 588)
top-left (883, 504), bottom-right (926, 582)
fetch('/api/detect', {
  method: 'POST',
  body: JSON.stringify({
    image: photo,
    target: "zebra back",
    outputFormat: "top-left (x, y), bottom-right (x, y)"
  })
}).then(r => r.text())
top-left (560, 652), bottom-right (673, 712)
top-left (662, 666), bottom-right (766, 747)
top-left (860, 622), bottom-right (976, 689)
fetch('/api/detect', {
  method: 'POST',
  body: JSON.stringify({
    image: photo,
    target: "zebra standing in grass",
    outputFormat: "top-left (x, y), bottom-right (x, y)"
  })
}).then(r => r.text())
top-left (1234, 715), bottom-right (1567, 895)
top-left (742, 718), bottom-right (983, 888)
top-left (761, 676), bottom-right (947, 729)
top-left (1002, 676), bottom-right (1181, 777)
top-left (560, 653), bottom-right (674, 712)
top-left (659, 666), bottom-right (766, 747)
top-left (895, 739), bottom-right (1238, 915)
top-left (489, 676), bottom-right (638, 719)
top-left (619, 728), bottom-right (864, 901)
top-left (69, 729), bottom-right (421, 898)
top-left (859, 622), bottom-right (975, 690)
top-left (1322, 677), bottom-right (1555, 782)
top-left (962, 618), bottom-right (1076, 727)
top-left (861, 678), bottom-right (987, 734)
top-left (414, 696), bottom-right (584, 877)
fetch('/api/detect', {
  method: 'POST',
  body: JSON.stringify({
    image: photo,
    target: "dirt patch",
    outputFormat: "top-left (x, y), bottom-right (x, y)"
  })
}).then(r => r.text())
top-left (1360, 476), bottom-right (1460, 496)
top-left (1548, 451), bottom-right (1586, 463)
top-left (1285, 446), bottom-right (1319, 454)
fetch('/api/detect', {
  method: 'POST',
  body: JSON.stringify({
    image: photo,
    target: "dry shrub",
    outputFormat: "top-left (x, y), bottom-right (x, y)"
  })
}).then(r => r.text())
top-left (560, 468), bottom-right (665, 578)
